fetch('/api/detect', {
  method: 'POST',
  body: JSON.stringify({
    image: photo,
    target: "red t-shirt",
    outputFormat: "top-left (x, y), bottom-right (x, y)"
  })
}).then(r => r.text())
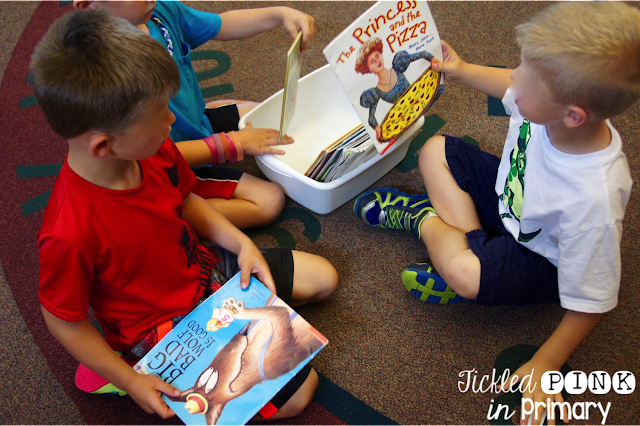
top-left (38, 139), bottom-right (216, 351)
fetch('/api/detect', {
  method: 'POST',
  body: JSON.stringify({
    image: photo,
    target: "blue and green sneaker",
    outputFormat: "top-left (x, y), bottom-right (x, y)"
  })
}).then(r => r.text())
top-left (402, 263), bottom-right (467, 304)
top-left (353, 188), bottom-right (436, 239)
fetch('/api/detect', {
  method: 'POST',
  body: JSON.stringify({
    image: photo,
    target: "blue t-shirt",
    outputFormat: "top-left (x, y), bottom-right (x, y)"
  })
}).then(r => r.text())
top-left (147, 1), bottom-right (222, 142)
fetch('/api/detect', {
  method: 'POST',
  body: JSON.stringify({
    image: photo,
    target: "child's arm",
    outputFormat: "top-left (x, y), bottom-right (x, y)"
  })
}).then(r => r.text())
top-left (504, 310), bottom-right (602, 425)
top-left (41, 307), bottom-right (180, 418)
top-left (176, 123), bottom-right (294, 168)
top-left (215, 6), bottom-right (315, 51)
top-left (432, 41), bottom-right (512, 100)
top-left (181, 191), bottom-right (276, 292)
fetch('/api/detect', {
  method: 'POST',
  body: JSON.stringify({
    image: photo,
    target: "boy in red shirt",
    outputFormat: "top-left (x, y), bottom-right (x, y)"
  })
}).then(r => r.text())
top-left (33, 9), bottom-right (337, 420)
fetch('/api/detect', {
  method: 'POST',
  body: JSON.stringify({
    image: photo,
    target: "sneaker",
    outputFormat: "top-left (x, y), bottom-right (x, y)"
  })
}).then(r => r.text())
top-left (402, 263), bottom-right (467, 304)
top-left (75, 352), bottom-right (135, 396)
top-left (354, 188), bottom-right (435, 239)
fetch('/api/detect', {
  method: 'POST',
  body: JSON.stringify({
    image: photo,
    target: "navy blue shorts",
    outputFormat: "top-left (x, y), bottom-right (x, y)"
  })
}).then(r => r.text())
top-left (444, 135), bottom-right (559, 306)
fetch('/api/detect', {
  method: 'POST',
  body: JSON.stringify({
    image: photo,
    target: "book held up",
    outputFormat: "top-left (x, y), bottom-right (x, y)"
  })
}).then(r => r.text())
top-left (322, 1), bottom-right (444, 154)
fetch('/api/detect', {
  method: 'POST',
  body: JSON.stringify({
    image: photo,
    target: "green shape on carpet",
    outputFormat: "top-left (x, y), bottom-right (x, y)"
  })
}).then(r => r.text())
top-left (22, 190), bottom-right (51, 217)
top-left (395, 114), bottom-right (446, 173)
top-left (246, 207), bottom-right (322, 249)
top-left (17, 163), bottom-right (62, 179)
top-left (461, 135), bottom-right (479, 146)
top-left (274, 207), bottom-right (321, 242)
top-left (19, 96), bottom-right (37, 109)
top-left (20, 74), bottom-right (36, 108)
top-left (246, 227), bottom-right (297, 249)
top-left (193, 50), bottom-right (235, 98)
top-left (489, 344), bottom-right (571, 425)
top-left (315, 372), bottom-right (397, 425)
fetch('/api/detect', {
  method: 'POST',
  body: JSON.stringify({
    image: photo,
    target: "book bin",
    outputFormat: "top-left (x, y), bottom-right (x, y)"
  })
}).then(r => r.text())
top-left (239, 64), bottom-right (423, 214)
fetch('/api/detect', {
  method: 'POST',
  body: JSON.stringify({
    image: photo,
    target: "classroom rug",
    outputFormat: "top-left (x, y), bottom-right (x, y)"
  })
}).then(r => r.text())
top-left (1, 2), bottom-right (638, 425)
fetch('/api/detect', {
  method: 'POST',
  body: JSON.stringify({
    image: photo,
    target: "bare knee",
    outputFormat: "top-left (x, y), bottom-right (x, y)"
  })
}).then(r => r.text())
top-left (291, 252), bottom-right (338, 305)
top-left (437, 255), bottom-right (480, 300)
top-left (234, 174), bottom-right (285, 224)
top-left (258, 180), bottom-right (285, 222)
top-left (418, 135), bottom-right (447, 174)
top-left (268, 368), bottom-right (318, 419)
top-left (315, 257), bottom-right (338, 302)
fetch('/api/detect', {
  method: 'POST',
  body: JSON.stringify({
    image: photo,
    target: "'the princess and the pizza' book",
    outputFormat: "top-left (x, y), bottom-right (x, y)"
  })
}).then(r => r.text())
top-left (323, 0), bottom-right (444, 153)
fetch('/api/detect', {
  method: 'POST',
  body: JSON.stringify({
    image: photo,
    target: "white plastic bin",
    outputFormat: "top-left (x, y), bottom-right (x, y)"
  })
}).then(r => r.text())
top-left (239, 64), bottom-right (423, 214)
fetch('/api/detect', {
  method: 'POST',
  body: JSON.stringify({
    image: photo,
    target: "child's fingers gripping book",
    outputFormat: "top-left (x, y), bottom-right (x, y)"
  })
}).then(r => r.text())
top-left (323, 0), bottom-right (445, 153)
top-left (134, 273), bottom-right (327, 426)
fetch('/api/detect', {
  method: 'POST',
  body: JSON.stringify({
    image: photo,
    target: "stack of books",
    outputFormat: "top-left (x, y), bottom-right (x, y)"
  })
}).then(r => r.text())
top-left (304, 124), bottom-right (376, 182)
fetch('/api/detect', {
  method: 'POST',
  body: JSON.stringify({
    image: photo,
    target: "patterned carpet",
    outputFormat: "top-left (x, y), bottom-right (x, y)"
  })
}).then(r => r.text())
top-left (1, 2), bottom-right (638, 425)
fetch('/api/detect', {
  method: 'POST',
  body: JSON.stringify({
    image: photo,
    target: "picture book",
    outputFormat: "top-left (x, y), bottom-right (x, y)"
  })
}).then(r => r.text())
top-left (305, 124), bottom-right (376, 182)
top-left (323, 0), bottom-right (444, 153)
top-left (279, 32), bottom-right (303, 144)
top-left (134, 273), bottom-right (327, 426)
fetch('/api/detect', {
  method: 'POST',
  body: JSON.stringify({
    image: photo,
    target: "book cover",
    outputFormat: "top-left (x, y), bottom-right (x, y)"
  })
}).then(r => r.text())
top-left (323, 1), bottom-right (444, 153)
top-left (134, 273), bottom-right (327, 425)
top-left (279, 32), bottom-right (303, 144)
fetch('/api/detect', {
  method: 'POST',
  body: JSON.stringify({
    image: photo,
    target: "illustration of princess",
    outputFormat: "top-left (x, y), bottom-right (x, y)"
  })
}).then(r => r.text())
top-left (357, 37), bottom-right (434, 142)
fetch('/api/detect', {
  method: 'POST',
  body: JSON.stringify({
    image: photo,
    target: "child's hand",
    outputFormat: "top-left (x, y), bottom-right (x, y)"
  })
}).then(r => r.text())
top-left (502, 358), bottom-right (570, 426)
top-left (236, 241), bottom-right (276, 293)
top-left (279, 7), bottom-right (316, 51)
top-left (431, 40), bottom-right (467, 83)
top-left (126, 373), bottom-right (180, 419)
top-left (236, 121), bottom-right (294, 156)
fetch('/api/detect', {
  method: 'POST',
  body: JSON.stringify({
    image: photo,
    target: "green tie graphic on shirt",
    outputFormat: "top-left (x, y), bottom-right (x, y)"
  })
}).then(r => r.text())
top-left (499, 120), bottom-right (542, 243)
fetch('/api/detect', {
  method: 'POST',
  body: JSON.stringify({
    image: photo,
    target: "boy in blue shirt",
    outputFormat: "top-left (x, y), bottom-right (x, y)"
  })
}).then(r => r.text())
top-left (354, 2), bottom-right (639, 423)
top-left (75, 0), bottom-right (317, 229)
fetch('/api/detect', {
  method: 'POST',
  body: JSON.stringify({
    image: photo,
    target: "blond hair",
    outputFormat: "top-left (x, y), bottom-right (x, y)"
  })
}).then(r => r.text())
top-left (30, 9), bottom-right (180, 139)
top-left (516, 2), bottom-right (640, 119)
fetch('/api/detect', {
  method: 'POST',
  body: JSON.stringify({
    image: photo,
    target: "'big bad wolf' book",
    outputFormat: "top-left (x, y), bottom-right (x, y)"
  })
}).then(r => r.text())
top-left (134, 274), bottom-right (327, 425)
top-left (323, 1), bottom-right (444, 153)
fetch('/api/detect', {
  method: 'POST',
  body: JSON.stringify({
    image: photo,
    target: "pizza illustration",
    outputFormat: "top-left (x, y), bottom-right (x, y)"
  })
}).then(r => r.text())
top-left (379, 68), bottom-right (442, 141)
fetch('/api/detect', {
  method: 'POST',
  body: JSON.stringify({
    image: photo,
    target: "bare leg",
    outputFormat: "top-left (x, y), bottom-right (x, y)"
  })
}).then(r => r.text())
top-left (418, 136), bottom-right (481, 299)
top-left (289, 251), bottom-right (338, 307)
top-left (206, 173), bottom-right (284, 229)
top-left (205, 99), bottom-right (259, 119)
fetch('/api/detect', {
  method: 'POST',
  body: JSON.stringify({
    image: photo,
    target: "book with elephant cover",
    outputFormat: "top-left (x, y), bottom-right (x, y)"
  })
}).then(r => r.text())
top-left (323, 0), bottom-right (444, 153)
top-left (134, 273), bottom-right (327, 426)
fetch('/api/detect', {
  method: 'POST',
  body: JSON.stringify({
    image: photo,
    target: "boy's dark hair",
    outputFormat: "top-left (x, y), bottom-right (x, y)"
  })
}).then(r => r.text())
top-left (30, 9), bottom-right (180, 139)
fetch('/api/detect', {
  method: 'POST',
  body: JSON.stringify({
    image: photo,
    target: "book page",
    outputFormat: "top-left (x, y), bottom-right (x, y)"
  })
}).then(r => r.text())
top-left (279, 32), bottom-right (303, 143)
top-left (323, 1), bottom-right (444, 153)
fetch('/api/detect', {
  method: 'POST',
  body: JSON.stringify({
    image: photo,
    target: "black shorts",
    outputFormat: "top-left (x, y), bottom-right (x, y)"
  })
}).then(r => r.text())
top-left (212, 246), bottom-right (294, 304)
top-left (204, 104), bottom-right (240, 133)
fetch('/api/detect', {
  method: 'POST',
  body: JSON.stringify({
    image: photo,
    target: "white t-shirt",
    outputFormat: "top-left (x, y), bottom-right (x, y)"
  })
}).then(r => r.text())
top-left (495, 89), bottom-right (632, 313)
